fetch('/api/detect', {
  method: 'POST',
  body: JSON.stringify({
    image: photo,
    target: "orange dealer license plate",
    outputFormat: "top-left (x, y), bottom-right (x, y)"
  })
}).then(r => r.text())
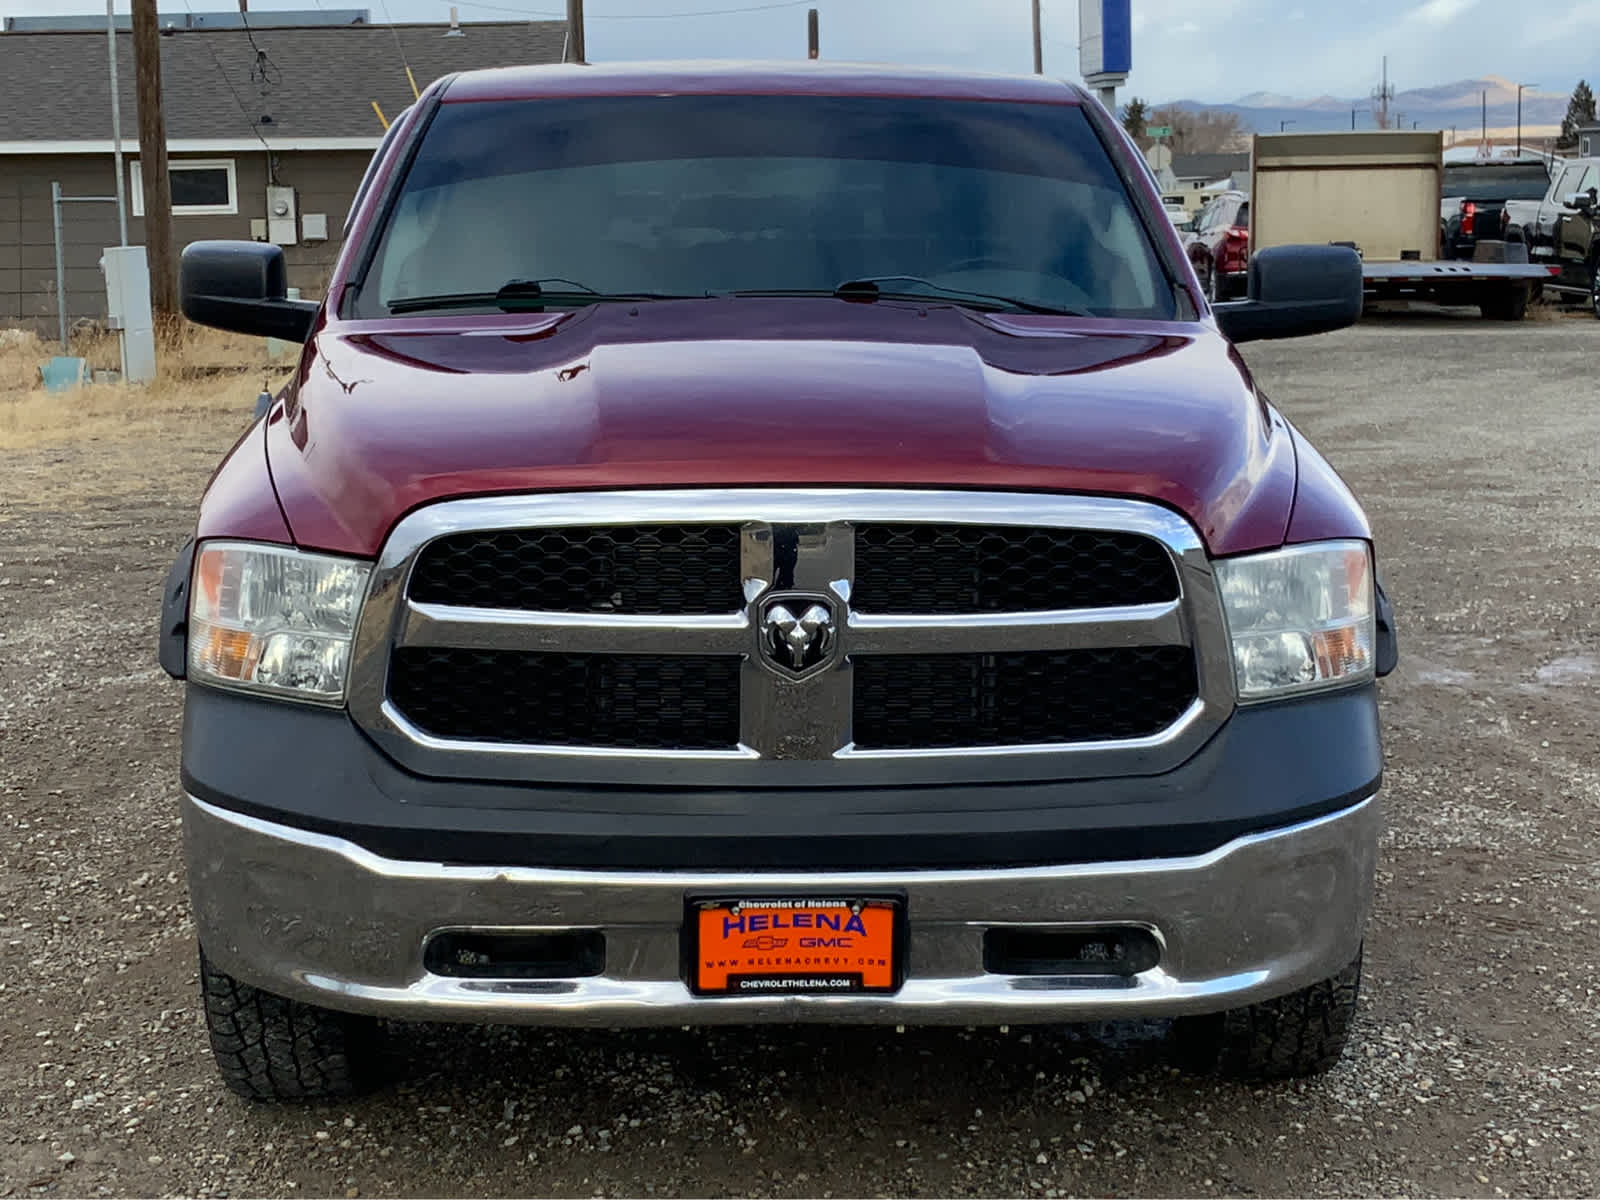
top-left (688, 896), bottom-right (905, 996)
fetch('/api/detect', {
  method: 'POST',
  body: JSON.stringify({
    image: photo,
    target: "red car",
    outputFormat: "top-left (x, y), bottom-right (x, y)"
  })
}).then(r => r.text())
top-left (1188, 189), bottom-right (1251, 301)
top-left (163, 61), bottom-right (1394, 1102)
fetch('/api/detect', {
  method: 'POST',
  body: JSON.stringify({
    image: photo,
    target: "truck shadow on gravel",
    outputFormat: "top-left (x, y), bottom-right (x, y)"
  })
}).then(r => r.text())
top-left (360, 1017), bottom-right (1186, 1127)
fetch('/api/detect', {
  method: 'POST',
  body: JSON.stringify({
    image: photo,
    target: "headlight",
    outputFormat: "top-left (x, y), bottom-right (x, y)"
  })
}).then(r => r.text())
top-left (1215, 540), bottom-right (1375, 701)
top-left (188, 541), bottom-right (371, 704)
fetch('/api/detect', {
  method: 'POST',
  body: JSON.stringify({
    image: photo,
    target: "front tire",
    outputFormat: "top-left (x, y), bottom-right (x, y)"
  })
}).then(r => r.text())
top-left (200, 951), bottom-right (381, 1101)
top-left (1590, 259), bottom-right (1600, 320)
top-left (1172, 948), bottom-right (1362, 1080)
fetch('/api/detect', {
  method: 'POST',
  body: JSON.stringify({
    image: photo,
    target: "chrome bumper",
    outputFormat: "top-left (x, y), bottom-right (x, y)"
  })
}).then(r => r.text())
top-left (183, 793), bottom-right (1378, 1026)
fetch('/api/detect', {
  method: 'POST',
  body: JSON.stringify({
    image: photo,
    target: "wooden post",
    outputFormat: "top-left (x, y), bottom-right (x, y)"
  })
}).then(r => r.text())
top-left (131, 0), bottom-right (177, 318)
top-left (1031, 0), bottom-right (1042, 74)
top-left (566, 0), bottom-right (585, 64)
top-left (807, 8), bottom-right (818, 59)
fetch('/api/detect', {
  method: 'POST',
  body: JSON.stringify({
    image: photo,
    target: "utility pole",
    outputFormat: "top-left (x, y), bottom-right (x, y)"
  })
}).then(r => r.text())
top-left (807, 7), bottom-right (818, 59)
top-left (1371, 55), bottom-right (1394, 130)
top-left (131, 0), bottom-right (176, 319)
top-left (1031, 0), bottom-right (1042, 75)
top-left (566, 0), bottom-right (585, 64)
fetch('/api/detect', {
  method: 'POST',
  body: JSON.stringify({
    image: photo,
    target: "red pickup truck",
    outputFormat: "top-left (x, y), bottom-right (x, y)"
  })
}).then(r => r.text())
top-left (161, 61), bottom-right (1396, 1102)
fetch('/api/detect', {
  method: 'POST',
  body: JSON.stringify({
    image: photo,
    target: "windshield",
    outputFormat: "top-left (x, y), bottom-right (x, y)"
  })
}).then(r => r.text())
top-left (355, 94), bottom-right (1175, 320)
top-left (1442, 163), bottom-right (1550, 200)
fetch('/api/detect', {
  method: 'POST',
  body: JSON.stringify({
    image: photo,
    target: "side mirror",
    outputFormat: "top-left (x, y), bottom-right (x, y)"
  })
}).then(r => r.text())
top-left (180, 241), bottom-right (320, 342)
top-left (1564, 188), bottom-right (1598, 212)
top-left (1212, 244), bottom-right (1363, 344)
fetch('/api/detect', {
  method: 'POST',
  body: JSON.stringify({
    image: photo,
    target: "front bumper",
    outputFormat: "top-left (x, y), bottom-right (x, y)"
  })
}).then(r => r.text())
top-left (184, 791), bottom-right (1378, 1027)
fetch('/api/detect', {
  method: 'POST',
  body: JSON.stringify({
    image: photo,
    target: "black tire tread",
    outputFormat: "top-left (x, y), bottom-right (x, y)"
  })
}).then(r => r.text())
top-left (1480, 287), bottom-right (1529, 321)
top-left (1175, 950), bottom-right (1362, 1081)
top-left (200, 952), bottom-right (378, 1101)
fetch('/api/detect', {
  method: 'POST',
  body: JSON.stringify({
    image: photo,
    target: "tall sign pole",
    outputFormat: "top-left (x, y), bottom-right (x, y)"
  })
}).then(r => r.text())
top-left (131, 0), bottom-right (176, 317)
top-left (1031, 0), bottom-right (1043, 74)
top-left (807, 8), bottom-right (818, 59)
top-left (106, 0), bottom-right (128, 246)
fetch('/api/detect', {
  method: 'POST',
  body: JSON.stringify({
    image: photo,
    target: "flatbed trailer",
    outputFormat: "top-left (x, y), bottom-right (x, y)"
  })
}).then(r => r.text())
top-left (1249, 131), bottom-right (1553, 320)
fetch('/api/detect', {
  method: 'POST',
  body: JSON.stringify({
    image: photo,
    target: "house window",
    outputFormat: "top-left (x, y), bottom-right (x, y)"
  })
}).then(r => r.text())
top-left (1583, 135), bottom-right (1592, 157)
top-left (129, 159), bottom-right (237, 216)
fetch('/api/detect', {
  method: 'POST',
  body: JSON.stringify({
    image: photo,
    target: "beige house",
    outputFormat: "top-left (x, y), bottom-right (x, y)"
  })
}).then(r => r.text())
top-left (0, 12), bottom-right (564, 330)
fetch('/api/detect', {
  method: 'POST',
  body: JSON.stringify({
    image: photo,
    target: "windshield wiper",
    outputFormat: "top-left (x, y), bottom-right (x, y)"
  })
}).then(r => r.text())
top-left (730, 277), bottom-right (1089, 316)
top-left (387, 278), bottom-right (690, 314)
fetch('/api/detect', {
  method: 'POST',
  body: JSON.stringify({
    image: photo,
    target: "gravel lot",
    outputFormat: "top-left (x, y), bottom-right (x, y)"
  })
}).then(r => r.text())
top-left (2, 312), bottom-right (1598, 1198)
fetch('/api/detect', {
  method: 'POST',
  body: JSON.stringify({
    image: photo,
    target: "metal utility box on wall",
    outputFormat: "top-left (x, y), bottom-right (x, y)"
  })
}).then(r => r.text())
top-left (101, 245), bottom-right (157, 384)
top-left (267, 185), bottom-right (299, 245)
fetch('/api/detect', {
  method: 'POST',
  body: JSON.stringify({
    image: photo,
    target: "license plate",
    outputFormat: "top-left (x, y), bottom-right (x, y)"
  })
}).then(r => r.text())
top-left (688, 896), bottom-right (903, 996)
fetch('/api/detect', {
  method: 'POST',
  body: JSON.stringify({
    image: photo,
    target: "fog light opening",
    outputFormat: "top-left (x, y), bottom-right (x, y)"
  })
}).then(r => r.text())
top-left (423, 929), bottom-right (605, 979)
top-left (982, 926), bottom-right (1161, 978)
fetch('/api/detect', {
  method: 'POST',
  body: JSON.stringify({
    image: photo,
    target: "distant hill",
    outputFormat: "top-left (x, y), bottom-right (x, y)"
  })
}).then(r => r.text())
top-left (1160, 75), bottom-right (1569, 141)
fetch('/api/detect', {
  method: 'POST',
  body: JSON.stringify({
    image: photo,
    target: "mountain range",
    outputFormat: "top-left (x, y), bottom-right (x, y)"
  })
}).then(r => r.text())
top-left (1162, 76), bottom-right (1573, 140)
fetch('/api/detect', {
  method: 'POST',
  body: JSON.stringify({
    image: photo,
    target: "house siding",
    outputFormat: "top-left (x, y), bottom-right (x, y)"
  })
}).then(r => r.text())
top-left (0, 148), bottom-right (373, 332)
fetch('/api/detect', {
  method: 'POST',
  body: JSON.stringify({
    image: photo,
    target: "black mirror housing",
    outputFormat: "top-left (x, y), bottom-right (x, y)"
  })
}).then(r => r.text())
top-left (1212, 244), bottom-right (1363, 344)
top-left (180, 241), bottom-right (320, 342)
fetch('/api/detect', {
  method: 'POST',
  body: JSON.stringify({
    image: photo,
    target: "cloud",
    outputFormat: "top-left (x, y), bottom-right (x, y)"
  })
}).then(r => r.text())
top-left (1412, 0), bottom-right (1480, 25)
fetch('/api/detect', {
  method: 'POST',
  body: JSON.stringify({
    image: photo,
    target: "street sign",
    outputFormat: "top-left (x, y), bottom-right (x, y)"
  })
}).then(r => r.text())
top-left (1147, 126), bottom-right (1172, 138)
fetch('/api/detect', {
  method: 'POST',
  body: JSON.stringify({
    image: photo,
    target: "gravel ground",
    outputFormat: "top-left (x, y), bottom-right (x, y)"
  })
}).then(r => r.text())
top-left (2, 311), bottom-right (1598, 1197)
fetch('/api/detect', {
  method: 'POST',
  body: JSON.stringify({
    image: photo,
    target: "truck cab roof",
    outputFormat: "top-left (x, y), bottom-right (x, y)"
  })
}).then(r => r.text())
top-left (438, 59), bottom-right (1090, 105)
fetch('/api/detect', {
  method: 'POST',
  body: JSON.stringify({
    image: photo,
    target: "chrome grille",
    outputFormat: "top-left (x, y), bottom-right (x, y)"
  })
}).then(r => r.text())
top-left (389, 649), bottom-right (741, 749)
top-left (348, 490), bottom-right (1234, 788)
top-left (852, 648), bottom-right (1199, 749)
top-left (852, 524), bottom-right (1178, 613)
top-left (408, 525), bottom-right (741, 614)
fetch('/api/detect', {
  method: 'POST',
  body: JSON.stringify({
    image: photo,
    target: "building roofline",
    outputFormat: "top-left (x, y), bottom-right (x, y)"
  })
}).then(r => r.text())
top-left (0, 136), bottom-right (383, 155)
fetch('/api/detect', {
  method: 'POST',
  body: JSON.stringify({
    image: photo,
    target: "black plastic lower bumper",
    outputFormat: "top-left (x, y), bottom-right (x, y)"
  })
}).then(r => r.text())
top-left (180, 683), bottom-right (1381, 871)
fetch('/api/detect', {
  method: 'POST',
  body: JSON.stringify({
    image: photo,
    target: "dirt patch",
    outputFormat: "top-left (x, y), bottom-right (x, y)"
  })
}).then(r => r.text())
top-left (1, 315), bottom-right (1598, 1198)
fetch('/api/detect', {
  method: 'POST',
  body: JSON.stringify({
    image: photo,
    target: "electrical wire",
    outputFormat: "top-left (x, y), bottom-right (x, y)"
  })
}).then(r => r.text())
top-left (453, 0), bottom-right (815, 20)
top-left (378, 0), bottom-right (421, 100)
top-left (182, 0), bottom-right (278, 179)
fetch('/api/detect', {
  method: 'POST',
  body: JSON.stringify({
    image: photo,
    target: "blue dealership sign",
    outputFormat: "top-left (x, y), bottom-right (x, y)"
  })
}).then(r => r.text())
top-left (1079, 0), bottom-right (1132, 84)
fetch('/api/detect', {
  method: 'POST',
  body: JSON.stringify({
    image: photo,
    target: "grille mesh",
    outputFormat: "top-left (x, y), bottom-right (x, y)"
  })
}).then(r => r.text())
top-left (388, 649), bottom-right (742, 750)
top-left (407, 525), bottom-right (742, 614)
top-left (851, 647), bottom-right (1197, 749)
top-left (853, 524), bottom-right (1178, 613)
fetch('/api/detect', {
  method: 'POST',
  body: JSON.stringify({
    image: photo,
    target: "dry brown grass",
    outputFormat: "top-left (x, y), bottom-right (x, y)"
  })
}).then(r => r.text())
top-left (0, 325), bottom-right (292, 451)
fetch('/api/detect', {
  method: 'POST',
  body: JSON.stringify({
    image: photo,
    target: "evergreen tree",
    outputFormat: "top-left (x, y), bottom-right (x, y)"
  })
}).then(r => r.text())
top-left (1122, 97), bottom-right (1150, 144)
top-left (1560, 80), bottom-right (1596, 150)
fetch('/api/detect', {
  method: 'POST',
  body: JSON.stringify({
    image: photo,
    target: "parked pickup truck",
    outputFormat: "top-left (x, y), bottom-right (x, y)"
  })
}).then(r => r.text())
top-left (1504, 156), bottom-right (1600, 315)
top-left (1439, 157), bottom-right (1550, 260)
top-left (160, 61), bottom-right (1397, 1102)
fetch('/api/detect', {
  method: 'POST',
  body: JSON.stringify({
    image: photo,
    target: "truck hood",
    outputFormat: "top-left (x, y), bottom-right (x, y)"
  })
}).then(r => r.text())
top-left (265, 298), bottom-right (1299, 557)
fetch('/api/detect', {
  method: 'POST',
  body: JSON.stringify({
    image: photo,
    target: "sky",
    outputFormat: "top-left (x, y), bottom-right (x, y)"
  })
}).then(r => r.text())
top-left (8, 0), bottom-right (1598, 104)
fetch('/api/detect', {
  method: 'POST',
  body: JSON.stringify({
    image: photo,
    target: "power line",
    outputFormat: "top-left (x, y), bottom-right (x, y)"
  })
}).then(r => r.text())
top-left (378, 0), bottom-right (420, 99)
top-left (453, 0), bottom-right (814, 20)
top-left (234, 1), bottom-right (282, 92)
top-left (182, 0), bottom-right (277, 175)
